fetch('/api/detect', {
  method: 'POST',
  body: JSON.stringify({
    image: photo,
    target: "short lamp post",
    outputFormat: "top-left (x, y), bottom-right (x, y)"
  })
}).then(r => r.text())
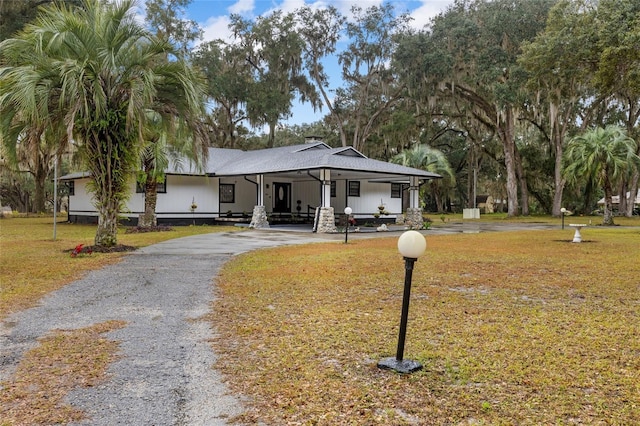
top-left (378, 230), bottom-right (427, 374)
top-left (560, 207), bottom-right (567, 230)
top-left (344, 207), bottom-right (353, 244)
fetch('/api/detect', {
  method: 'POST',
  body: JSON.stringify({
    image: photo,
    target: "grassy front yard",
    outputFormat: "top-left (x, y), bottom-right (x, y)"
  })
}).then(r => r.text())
top-left (212, 225), bottom-right (640, 424)
top-left (1, 216), bottom-right (638, 424)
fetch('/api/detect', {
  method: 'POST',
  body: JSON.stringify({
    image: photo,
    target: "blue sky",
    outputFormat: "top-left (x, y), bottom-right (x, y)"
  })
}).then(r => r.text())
top-left (180, 0), bottom-right (455, 126)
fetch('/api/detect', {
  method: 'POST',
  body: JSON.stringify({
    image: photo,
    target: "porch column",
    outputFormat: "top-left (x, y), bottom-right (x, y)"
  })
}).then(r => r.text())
top-left (320, 169), bottom-right (332, 207)
top-left (405, 176), bottom-right (423, 230)
top-left (409, 176), bottom-right (420, 209)
top-left (257, 174), bottom-right (264, 206)
top-left (250, 174), bottom-right (270, 229)
top-left (316, 169), bottom-right (336, 233)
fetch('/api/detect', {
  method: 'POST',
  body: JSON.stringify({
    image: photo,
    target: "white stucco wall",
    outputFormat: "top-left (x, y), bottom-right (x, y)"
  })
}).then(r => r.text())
top-left (343, 180), bottom-right (401, 219)
top-left (219, 177), bottom-right (255, 214)
top-left (67, 174), bottom-right (402, 221)
top-left (67, 178), bottom-right (96, 214)
top-left (157, 175), bottom-right (218, 213)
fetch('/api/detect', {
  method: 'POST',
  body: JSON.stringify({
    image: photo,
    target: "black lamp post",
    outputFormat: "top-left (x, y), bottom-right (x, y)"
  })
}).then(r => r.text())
top-left (560, 207), bottom-right (566, 230)
top-left (344, 206), bottom-right (352, 244)
top-left (378, 230), bottom-right (427, 374)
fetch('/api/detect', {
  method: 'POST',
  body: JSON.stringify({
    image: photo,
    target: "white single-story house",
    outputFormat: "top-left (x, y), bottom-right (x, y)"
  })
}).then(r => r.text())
top-left (59, 138), bottom-right (441, 232)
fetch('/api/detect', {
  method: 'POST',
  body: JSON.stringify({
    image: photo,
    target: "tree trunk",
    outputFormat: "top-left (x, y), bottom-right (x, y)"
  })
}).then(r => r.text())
top-left (431, 182), bottom-right (444, 213)
top-left (32, 166), bottom-right (47, 213)
top-left (602, 173), bottom-right (615, 226)
top-left (624, 98), bottom-right (640, 217)
top-left (515, 147), bottom-right (529, 216)
top-left (95, 197), bottom-right (120, 247)
top-left (498, 108), bottom-right (519, 216)
top-left (31, 151), bottom-right (49, 213)
top-left (267, 121), bottom-right (276, 148)
top-left (552, 137), bottom-right (566, 216)
top-left (618, 181), bottom-right (628, 216)
top-left (625, 171), bottom-right (638, 217)
top-left (466, 147), bottom-right (478, 209)
top-left (138, 177), bottom-right (158, 228)
top-left (581, 178), bottom-right (595, 215)
top-left (90, 132), bottom-right (130, 247)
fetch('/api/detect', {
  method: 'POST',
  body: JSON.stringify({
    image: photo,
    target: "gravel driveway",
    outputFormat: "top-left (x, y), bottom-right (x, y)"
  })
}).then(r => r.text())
top-left (0, 230), bottom-right (335, 426)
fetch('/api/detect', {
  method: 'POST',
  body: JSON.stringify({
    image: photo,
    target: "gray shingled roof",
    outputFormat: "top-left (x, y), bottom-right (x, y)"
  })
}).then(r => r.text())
top-left (203, 142), bottom-right (441, 180)
top-left (60, 142), bottom-right (441, 181)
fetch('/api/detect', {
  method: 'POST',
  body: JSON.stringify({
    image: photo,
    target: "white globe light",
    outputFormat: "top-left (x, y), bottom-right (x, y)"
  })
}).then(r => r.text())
top-left (560, 207), bottom-right (567, 213)
top-left (397, 230), bottom-right (427, 259)
top-left (344, 207), bottom-right (352, 215)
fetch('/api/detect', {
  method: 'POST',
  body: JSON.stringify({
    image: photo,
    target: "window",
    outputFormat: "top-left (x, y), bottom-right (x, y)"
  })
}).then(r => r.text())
top-left (220, 183), bottom-right (235, 203)
top-left (348, 181), bottom-right (360, 197)
top-left (330, 181), bottom-right (336, 198)
top-left (136, 178), bottom-right (166, 193)
top-left (67, 181), bottom-right (75, 196)
top-left (391, 183), bottom-right (402, 198)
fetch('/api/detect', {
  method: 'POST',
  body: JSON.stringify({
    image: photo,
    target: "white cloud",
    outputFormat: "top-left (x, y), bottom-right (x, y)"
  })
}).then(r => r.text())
top-left (270, 0), bottom-right (308, 14)
top-left (409, 0), bottom-right (452, 31)
top-left (200, 15), bottom-right (234, 44)
top-left (228, 0), bottom-right (255, 15)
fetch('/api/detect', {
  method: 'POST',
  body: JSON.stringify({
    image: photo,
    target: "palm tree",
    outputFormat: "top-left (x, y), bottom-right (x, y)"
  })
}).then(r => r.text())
top-left (136, 0), bottom-right (206, 229)
top-left (0, 0), bottom-right (207, 246)
top-left (137, 112), bottom-right (206, 228)
top-left (564, 125), bottom-right (640, 225)
top-left (391, 144), bottom-right (454, 213)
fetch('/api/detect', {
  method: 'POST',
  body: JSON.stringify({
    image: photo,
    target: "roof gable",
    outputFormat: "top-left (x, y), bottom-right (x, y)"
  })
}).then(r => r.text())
top-left (293, 142), bottom-right (331, 152)
top-left (329, 147), bottom-right (367, 158)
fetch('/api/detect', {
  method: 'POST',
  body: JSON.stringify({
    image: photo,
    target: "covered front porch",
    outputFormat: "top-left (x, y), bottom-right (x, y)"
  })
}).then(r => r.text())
top-left (208, 142), bottom-right (437, 233)
top-left (233, 169), bottom-right (426, 233)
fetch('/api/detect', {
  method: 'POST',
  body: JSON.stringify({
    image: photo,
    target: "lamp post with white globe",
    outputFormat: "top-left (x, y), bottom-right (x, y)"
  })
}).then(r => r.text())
top-left (344, 207), bottom-right (353, 244)
top-left (378, 230), bottom-right (427, 374)
top-left (561, 207), bottom-right (567, 230)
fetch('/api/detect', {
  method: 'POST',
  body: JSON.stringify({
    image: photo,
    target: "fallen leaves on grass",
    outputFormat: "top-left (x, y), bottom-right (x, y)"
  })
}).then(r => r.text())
top-left (210, 229), bottom-right (640, 425)
top-left (0, 320), bottom-right (126, 425)
top-left (124, 225), bottom-right (173, 233)
top-left (65, 244), bottom-right (137, 254)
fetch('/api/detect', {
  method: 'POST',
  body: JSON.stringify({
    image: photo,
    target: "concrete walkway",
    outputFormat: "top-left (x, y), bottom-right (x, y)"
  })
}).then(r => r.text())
top-left (0, 223), bottom-right (558, 425)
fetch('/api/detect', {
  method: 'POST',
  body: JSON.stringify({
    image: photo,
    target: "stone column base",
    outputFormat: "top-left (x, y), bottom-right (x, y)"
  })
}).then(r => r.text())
top-left (315, 207), bottom-right (337, 233)
top-left (404, 207), bottom-right (424, 230)
top-left (249, 205), bottom-right (270, 229)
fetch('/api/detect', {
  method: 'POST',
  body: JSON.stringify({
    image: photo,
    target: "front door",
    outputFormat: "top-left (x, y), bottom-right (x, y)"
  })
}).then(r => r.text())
top-left (273, 182), bottom-right (291, 213)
